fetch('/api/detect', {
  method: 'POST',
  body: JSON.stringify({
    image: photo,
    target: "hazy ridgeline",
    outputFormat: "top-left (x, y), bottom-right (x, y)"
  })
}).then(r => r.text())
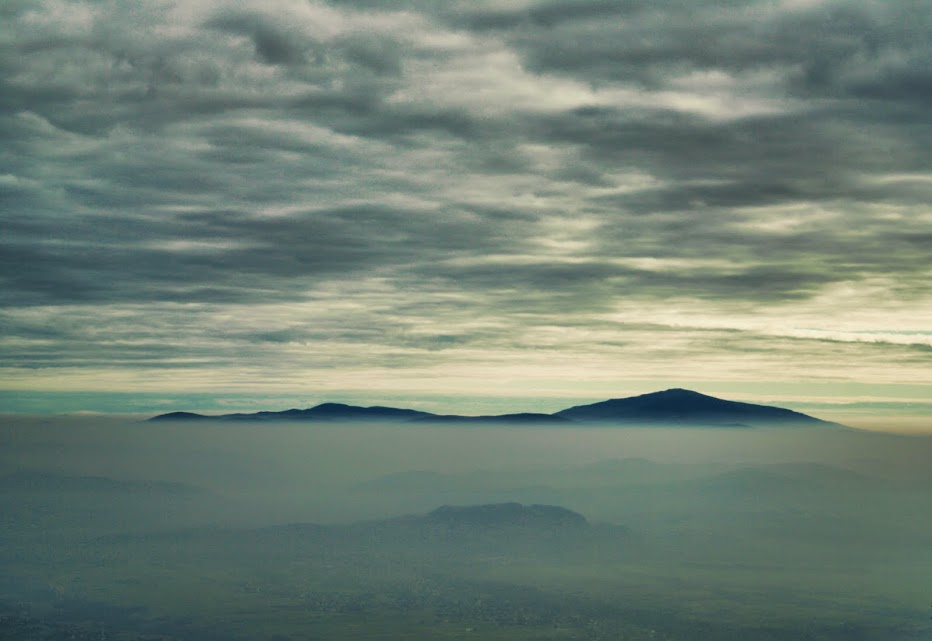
top-left (1, 416), bottom-right (931, 640)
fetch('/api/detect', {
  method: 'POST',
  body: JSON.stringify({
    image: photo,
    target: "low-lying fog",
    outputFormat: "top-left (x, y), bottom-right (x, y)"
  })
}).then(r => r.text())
top-left (2, 416), bottom-right (931, 641)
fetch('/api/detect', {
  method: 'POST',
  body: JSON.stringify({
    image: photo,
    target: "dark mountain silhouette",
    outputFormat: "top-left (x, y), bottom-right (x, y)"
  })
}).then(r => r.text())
top-left (149, 411), bottom-right (211, 422)
top-left (554, 388), bottom-right (835, 426)
top-left (150, 403), bottom-right (435, 422)
top-left (223, 402), bottom-right (435, 422)
top-left (149, 388), bottom-right (839, 427)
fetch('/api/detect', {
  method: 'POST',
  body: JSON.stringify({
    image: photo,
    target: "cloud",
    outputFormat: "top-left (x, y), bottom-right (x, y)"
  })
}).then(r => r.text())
top-left (0, 0), bottom-right (929, 413)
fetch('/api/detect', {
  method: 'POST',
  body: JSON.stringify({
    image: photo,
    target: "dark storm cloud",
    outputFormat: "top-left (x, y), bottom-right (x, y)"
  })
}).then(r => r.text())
top-left (452, 0), bottom-right (931, 100)
top-left (414, 254), bottom-right (841, 305)
top-left (0, 0), bottom-right (929, 392)
top-left (1, 201), bottom-right (529, 305)
top-left (533, 106), bottom-right (926, 203)
top-left (205, 11), bottom-right (314, 66)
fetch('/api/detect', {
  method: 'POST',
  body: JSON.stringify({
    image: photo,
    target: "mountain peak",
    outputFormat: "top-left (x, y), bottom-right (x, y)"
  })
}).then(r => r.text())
top-left (309, 402), bottom-right (353, 412)
top-left (555, 389), bottom-right (832, 426)
top-left (648, 388), bottom-right (709, 398)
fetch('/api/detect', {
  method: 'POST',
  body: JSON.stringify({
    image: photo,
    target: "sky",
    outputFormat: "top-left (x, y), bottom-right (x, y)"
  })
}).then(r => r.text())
top-left (1, 0), bottom-right (930, 429)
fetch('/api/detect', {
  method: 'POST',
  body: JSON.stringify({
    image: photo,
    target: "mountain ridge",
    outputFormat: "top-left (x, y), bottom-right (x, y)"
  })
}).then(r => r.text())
top-left (554, 388), bottom-right (831, 426)
top-left (149, 388), bottom-right (843, 428)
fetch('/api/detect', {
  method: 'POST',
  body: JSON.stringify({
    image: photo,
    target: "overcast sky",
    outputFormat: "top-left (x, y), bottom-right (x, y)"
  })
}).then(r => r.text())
top-left (1, 0), bottom-right (930, 427)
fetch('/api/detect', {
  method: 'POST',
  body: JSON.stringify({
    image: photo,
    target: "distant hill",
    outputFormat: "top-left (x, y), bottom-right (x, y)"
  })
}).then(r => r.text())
top-left (150, 403), bottom-right (435, 422)
top-left (554, 388), bottom-right (835, 427)
top-left (149, 388), bottom-right (839, 427)
top-left (149, 411), bottom-right (211, 421)
top-left (98, 503), bottom-right (612, 562)
top-left (698, 462), bottom-right (877, 493)
top-left (426, 502), bottom-right (587, 528)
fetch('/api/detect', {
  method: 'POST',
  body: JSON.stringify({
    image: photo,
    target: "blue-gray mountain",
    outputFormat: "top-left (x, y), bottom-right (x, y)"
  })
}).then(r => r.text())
top-left (554, 388), bottom-right (835, 426)
top-left (149, 389), bottom-right (842, 427)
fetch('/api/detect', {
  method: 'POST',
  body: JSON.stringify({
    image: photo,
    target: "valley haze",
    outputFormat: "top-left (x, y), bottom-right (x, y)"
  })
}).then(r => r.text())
top-left (2, 413), bottom-right (932, 640)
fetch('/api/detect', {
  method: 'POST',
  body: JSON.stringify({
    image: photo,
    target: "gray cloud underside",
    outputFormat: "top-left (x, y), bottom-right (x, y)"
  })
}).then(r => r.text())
top-left (1, 0), bottom-right (930, 381)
